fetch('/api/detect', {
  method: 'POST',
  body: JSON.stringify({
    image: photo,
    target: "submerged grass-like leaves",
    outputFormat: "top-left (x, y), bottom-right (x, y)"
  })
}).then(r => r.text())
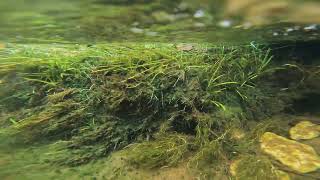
top-left (0, 43), bottom-right (297, 178)
top-left (123, 133), bottom-right (193, 169)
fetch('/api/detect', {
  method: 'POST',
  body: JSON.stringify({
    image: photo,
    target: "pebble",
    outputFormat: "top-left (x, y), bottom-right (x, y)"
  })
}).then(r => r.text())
top-left (218, 20), bottom-right (232, 28)
top-left (130, 27), bottom-right (144, 34)
top-left (194, 9), bottom-right (205, 18)
top-left (286, 28), bottom-right (294, 32)
top-left (273, 32), bottom-right (279, 36)
top-left (304, 24), bottom-right (318, 31)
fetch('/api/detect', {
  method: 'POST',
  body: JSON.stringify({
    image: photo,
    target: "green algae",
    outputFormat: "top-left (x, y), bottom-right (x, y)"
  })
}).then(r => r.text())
top-left (0, 139), bottom-right (108, 180)
top-left (234, 155), bottom-right (279, 180)
top-left (0, 43), bottom-right (320, 179)
top-left (123, 133), bottom-right (193, 169)
top-left (1, 44), bottom-right (280, 176)
top-left (0, 0), bottom-right (319, 179)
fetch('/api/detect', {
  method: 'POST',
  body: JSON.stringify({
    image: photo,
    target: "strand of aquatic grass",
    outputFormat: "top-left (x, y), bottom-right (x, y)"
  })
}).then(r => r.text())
top-left (1, 44), bottom-right (270, 131)
top-left (0, 43), bottom-right (280, 170)
top-left (123, 133), bottom-right (191, 169)
top-left (86, 46), bottom-right (265, 108)
top-left (1, 44), bottom-right (272, 108)
top-left (315, 66), bottom-right (320, 74)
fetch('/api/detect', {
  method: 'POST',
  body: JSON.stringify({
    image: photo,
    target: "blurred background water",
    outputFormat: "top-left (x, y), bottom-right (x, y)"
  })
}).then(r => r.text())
top-left (0, 0), bottom-right (319, 44)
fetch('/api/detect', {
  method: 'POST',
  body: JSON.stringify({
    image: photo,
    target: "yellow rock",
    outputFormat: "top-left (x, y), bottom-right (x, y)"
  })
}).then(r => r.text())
top-left (290, 121), bottom-right (320, 140)
top-left (260, 132), bottom-right (320, 173)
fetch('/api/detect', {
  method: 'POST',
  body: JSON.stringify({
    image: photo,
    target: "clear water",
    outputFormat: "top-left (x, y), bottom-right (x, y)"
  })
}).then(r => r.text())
top-left (0, 0), bottom-right (320, 179)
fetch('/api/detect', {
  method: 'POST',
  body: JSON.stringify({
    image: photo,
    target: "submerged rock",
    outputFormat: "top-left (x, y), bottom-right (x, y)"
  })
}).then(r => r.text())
top-left (290, 121), bottom-right (320, 140)
top-left (260, 132), bottom-right (320, 173)
top-left (130, 27), bottom-right (144, 34)
top-left (304, 24), bottom-right (318, 31)
top-left (218, 20), bottom-right (233, 28)
top-left (193, 9), bottom-right (205, 18)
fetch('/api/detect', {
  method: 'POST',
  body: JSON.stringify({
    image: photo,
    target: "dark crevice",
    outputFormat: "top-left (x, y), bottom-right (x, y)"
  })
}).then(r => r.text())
top-left (269, 40), bottom-right (320, 65)
top-left (287, 92), bottom-right (320, 115)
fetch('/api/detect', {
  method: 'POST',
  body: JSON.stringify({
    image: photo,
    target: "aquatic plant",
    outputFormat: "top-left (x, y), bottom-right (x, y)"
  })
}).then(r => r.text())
top-left (0, 43), bottom-right (300, 176)
top-left (123, 133), bottom-right (193, 169)
top-left (234, 155), bottom-right (279, 180)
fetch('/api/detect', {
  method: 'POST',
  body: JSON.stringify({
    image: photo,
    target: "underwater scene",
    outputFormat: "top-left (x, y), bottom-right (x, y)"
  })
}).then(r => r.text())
top-left (0, 0), bottom-right (320, 179)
